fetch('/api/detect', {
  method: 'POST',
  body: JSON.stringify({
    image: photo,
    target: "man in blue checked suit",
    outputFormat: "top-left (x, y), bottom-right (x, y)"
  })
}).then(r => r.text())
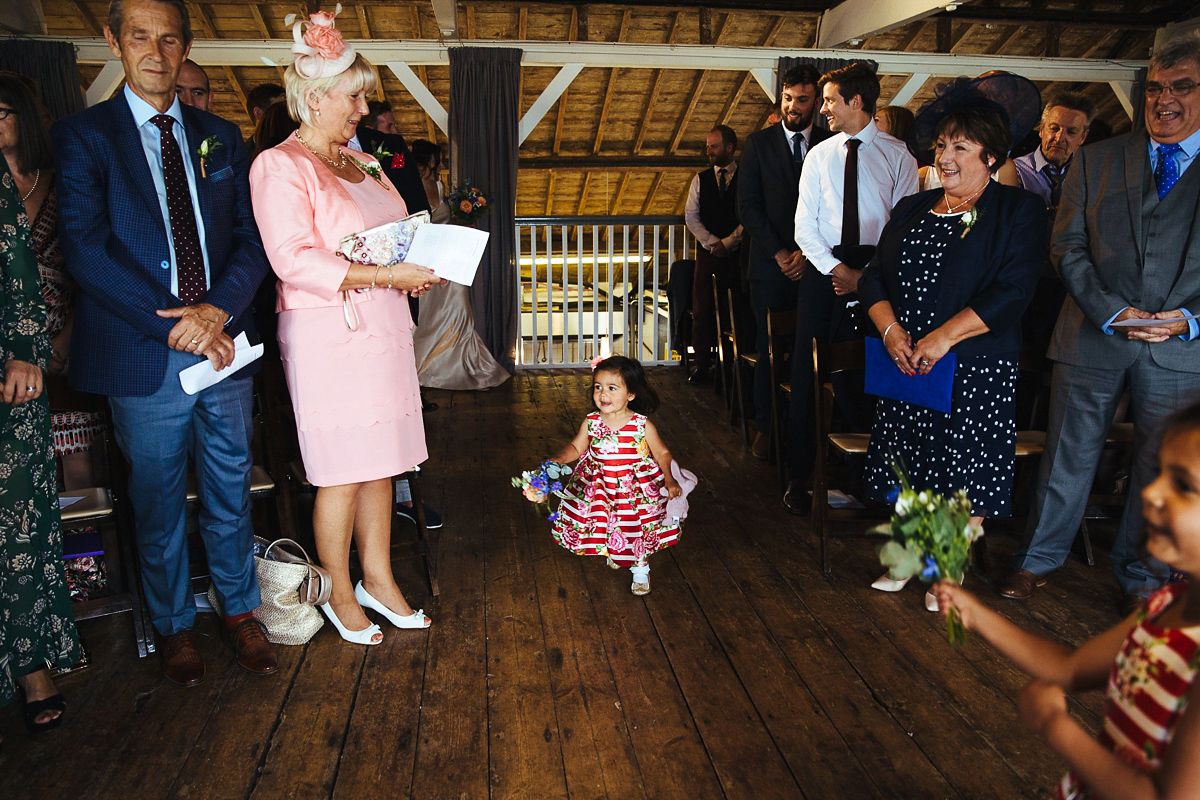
top-left (52, 0), bottom-right (277, 685)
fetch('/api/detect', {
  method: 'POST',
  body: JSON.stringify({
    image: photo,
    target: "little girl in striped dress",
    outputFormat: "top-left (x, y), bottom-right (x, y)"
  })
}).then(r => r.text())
top-left (934, 398), bottom-right (1200, 799)
top-left (549, 356), bottom-right (683, 595)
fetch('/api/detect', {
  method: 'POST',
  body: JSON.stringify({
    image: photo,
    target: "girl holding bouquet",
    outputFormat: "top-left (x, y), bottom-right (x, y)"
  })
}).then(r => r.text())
top-left (548, 356), bottom-right (685, 595)
top-left (933, 399), bottom-right (1200, 800)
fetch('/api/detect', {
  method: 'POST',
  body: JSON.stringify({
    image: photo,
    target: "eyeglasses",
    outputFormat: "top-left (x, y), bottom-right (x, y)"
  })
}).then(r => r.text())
top-left (0, 107), bottom-right (15, 120)
top-left (1145, 81), bottom-right (1198, 99)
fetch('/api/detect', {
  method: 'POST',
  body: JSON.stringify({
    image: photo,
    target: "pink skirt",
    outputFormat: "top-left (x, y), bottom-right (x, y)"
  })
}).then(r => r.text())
top-left (277, 290), bottom-right (427, 486)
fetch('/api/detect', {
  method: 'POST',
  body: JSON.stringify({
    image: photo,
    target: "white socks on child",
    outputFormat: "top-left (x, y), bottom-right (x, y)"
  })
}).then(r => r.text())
top-left (630, 564), bottom-right (650, 595)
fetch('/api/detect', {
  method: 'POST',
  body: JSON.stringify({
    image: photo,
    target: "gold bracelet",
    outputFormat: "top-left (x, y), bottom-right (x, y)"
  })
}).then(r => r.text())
top-left (372, 264), bottom-right (382, 289)
top-left (387, 267), bottom-right (394, 290)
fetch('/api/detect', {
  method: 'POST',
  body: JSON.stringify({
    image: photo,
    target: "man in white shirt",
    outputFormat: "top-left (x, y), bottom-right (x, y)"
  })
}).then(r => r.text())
top-left (785, 62), bottom-right (918, 513)
top-left (683, 125), bottom-right (743, 383)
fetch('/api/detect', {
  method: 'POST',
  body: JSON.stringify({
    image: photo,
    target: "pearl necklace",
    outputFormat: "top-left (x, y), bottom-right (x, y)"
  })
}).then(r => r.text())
top-left (295, 133), bottom-right (347, 168)
top-left (21, 168), bottom-right (40, 202)
top-left (942, 182), bottom-right (985, 214)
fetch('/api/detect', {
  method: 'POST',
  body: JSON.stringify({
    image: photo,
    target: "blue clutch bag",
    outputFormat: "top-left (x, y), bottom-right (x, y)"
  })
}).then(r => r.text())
top-left (863, 336), bottom-right (956, 414)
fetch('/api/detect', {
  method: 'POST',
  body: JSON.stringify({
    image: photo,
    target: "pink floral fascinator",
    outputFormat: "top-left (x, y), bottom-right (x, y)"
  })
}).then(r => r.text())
top-left (285, 4), bottom-right (356, 79)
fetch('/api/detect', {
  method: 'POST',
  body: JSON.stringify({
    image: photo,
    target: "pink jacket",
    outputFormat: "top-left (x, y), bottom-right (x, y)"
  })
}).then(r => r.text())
top-left (249, 133), bottom-right (406, 311)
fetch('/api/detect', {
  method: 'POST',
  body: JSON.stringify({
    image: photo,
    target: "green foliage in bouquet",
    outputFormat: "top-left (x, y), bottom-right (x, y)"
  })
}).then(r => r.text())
top-left (872, 455), bottom-right (983, 646)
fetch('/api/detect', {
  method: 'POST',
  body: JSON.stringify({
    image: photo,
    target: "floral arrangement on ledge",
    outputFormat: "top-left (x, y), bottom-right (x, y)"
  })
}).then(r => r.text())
top-left (447, 182), bottom-right (492, 224)
top-left (871, 456), bottom-right (983, 646)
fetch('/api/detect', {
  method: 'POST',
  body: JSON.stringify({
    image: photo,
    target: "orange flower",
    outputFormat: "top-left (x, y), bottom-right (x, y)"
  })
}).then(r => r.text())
top-left (476, 196), bottom-right (488, 207)
top-left (304, 23), bottom-right (345, 59)
top-left (460, 199), bottom-right (474, 214)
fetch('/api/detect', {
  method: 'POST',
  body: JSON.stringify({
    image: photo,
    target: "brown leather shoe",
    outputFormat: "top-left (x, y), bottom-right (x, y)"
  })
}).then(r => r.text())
top-left (1000, 569), bottom-right (1048, 599)
top-left (751, 432), bottom-right (770, 460)
top-left (160, 630), bottom-right (205, 687)
top-left (225, 618), bottom-right (279, 676)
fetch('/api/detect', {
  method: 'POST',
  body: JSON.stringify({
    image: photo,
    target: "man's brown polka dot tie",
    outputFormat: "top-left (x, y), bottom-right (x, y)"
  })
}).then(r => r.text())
top-left (151, 114), bottom-right (206, 304)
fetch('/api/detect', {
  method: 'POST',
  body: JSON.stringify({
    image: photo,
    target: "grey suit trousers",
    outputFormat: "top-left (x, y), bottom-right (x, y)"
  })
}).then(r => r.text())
top-left (1014, 356), bottom-right (1200, 593)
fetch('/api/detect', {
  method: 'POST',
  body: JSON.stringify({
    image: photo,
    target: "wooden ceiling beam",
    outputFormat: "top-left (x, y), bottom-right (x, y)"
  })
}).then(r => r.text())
top-left (188, 3), bottom-right (249, 112)
top-left (576, 172), bottom-right (592, 215)
top-left (544, 170), bottom-right (556, 216)
top-left (668, 71), bottom-right (712, 154)
top-left (69, 0), bottom-right (102, 35)
top-left (612, 172), bottom-right (632, 214)
top-left (355, 6), bottom-right (384, 101)
top-left (632, 11), bottom-right (683, 155)
top-left (248, 6), bottom-right (285, 80)
top-left (717, 71), bottom-right (756, 127)
top-left (409, 4), bottom-right (422, 38)
top-left (520, 156), bottom-right (705, 170)
top-left (551, 7), bottom-right (581, 157)
top-left (666, 14), bottom-right (729, 154)
top-left (934, 7), bottom-right (1169, 28)
top-left (592, 10), bottom-right (632, 156)
top-left (984, 25), bottom-right (1026, 56)
top-left (640, 172), bottom-right (665, 215)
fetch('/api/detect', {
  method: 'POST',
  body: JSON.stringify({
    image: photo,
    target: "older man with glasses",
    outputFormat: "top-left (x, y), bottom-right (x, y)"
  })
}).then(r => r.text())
top-left (1003, 32), bottom-right (1200, 614)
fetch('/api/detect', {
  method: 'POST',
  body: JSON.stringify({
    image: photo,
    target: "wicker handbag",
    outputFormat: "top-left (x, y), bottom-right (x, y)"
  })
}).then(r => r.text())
top-left (208, 537), bottom-right (331, 645)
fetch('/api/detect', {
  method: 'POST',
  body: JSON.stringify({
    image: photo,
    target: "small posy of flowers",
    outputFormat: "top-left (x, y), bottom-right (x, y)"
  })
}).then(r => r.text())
top-left (512, 460), bottom-right (572, 519)
top-left (871, 454), bottom-right (982, 646)
top-left (447, 182), bottom-right (492, 224)
top-left (959, 206), bottom-right (983, 238)
top-left (347, 153), bottom-right (389, 190)
top-left (196, 136), bottom-right (222, 178)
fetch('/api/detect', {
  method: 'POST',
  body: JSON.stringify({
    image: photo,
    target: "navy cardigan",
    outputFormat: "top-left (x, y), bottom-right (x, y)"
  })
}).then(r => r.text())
top-left (858, 181), bottom-right (1047, 358)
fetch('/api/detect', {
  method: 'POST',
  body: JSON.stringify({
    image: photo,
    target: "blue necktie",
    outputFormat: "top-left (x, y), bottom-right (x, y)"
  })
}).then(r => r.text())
top-left (1155, 142), bottom-right (1183, 200)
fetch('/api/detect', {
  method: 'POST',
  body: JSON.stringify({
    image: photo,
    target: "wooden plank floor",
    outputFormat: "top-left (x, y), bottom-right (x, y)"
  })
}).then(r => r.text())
top-left (0, 366), bottom-right (1132, 800)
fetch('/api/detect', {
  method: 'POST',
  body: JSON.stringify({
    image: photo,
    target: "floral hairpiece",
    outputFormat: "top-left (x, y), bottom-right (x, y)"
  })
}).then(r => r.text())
top-left (590, 355), bottom-right (606, 370)
top-left (285, 4), bottom-right (356, 80)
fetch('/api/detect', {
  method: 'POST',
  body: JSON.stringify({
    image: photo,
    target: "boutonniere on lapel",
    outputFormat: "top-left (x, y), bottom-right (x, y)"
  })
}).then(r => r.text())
top-left (347, 153), bottom-right (390, 190)
top-left (959, 206), bottom-right (984, 239)
top-left (371, 142), bottom-right (405, 170)
top-left (370, 141), bottom-right (393, 162)
top-left (196, 136), bottom-right (223, 178)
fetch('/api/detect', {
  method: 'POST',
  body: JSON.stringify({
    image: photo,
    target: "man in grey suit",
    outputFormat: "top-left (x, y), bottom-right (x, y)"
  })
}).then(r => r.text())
top-left (1003, 32), bottom-right (1200, 611)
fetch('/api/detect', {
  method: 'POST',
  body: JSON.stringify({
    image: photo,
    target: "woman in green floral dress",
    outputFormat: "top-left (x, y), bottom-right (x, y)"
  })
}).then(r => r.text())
top-left (0, 153), bottom-right (81, 735)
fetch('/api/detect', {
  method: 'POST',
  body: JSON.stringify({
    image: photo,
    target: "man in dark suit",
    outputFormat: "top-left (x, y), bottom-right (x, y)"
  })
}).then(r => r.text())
top-left (1003, 32), bottom-right (1200, 611)
top-left (53, 0), bottom-right (276, 686)
top-left (354, 100), bottom-right (430, 217)
top-left (737, 64), bottom-right (832, 462)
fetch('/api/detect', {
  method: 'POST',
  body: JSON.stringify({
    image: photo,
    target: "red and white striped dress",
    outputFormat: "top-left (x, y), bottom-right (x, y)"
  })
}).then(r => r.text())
top-left (550, 412), bottom-right (681, 567)
top-left (1054, 581), bottom-right (1200, 799)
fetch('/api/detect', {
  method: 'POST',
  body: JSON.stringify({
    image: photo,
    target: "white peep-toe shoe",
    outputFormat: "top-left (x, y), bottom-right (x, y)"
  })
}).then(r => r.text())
top-left (319, 601), bottom-right (384, 645)
top-left (871, 573), bottom-right (910, 592)
top-left (354, 581), bottom-right (431, 629)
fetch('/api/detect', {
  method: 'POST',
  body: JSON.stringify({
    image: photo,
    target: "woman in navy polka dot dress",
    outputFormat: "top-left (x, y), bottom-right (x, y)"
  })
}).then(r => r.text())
top-left (858, 105), bottom-right (1045, 601)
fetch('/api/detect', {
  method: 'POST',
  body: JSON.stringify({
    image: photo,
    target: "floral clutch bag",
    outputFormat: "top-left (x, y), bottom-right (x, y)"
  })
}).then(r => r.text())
top-left (337, 210), bottom-right (430, 266)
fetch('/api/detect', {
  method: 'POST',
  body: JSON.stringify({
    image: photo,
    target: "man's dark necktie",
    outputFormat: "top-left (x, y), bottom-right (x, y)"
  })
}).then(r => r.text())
top-left (718, 167), bottom-right (728, 197)
top-left (792, 133), bottom-right (805, 169)
top-left (1044, 163), bottom-right (1063, 207)
top-left (151, 114), bottom-right (206, 304)
top-left (841, 138), bottom-right (861, 248)
top-left (1155, 142), bottom-right (1183, 200)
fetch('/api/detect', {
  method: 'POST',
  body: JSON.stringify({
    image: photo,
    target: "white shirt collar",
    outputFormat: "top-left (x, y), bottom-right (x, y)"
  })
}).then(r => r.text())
top-left (841, 119), bottom-right (880, 149)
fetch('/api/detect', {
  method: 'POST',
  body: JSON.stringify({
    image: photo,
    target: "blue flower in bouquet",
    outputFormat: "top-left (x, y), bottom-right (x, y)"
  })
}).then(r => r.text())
top-left (512, 460), bottom-right (572, 518)
top-left (920, 556), bottom-right (940, 581)
top-left (548, 512), bottom-right (559, 522)
top-left (885, 485), bottom-right (900, 505)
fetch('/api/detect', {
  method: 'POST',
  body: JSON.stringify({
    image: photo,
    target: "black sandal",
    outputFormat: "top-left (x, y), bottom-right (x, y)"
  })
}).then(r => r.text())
top-left (20, 690), bottom-right (66, 733)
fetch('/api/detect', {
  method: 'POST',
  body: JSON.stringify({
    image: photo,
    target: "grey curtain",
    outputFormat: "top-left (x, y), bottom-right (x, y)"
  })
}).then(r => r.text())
top-left (0, 40), bottom-right (83, 122)
top-left (776, 56), bottom-right (879, 133)
top-left (448, 46), bottom-right (521, 369)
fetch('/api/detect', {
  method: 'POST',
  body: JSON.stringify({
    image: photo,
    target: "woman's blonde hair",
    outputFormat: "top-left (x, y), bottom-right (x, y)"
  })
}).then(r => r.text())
top-left (284, 52), bottom-right (377, 128)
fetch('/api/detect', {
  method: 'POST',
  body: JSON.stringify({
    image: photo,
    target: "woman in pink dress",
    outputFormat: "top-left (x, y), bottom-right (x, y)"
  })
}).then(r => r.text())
top-left (250, 10), bottom-right (434, 644)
